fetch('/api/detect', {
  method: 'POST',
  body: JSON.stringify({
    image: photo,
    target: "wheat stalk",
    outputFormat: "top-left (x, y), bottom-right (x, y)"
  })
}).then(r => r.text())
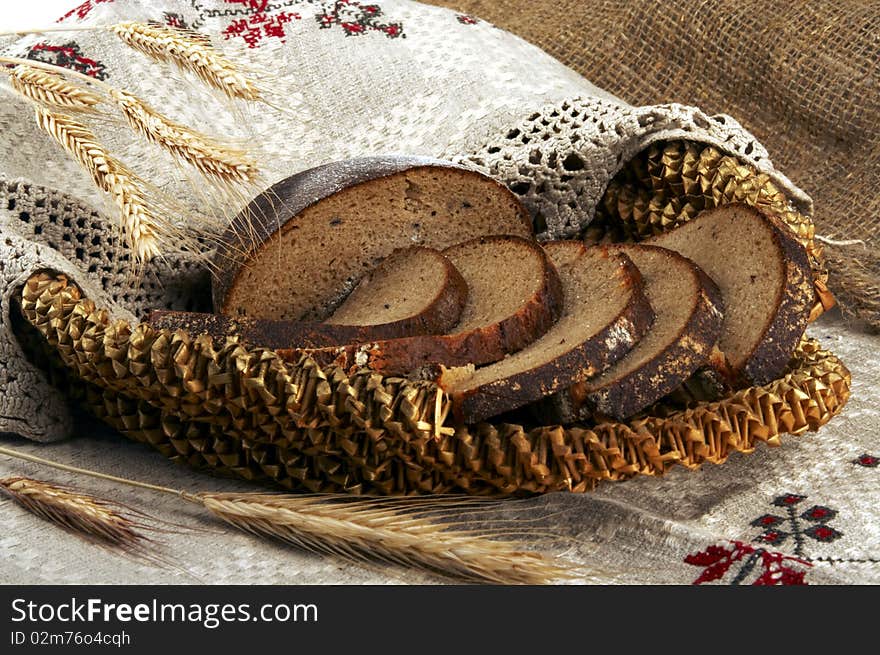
top-left (8, 65), bottom-right (101, 110)
top-left (0, 476), bottom-right (155, 555)
top-left (0, 33), bottom-right (264, 265)
top-left (33, 105), bottom-right (162, 261)
top-left (1, 57), bottom-right (261, 191)
top-left (196, 493), bottom-right (569, 584)
top-left (113, 21), bottom-right (261, 101)
top-left (0, 58), bottom-right (256, 266)
top-left (0, 446), bottom-right (570, 584)
top-left (110, 88), bottom-right (258, 183)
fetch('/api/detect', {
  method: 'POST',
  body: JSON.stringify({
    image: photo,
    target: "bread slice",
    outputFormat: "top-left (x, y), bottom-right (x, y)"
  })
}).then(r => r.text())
top-left (213, 156), bottom-right (532, 321)
top-left (438, 243), bottom-right (655, 424)
top-left (277, 235), bottom-right (563, 374)
top-left (149, 246), bottom-right (467, 348)
top-left (542, 244), bottom-right (724, 422)
top-left (645, 204), bottom-right (814, 385)
top-left (325, 245), bottom-right (467, 331)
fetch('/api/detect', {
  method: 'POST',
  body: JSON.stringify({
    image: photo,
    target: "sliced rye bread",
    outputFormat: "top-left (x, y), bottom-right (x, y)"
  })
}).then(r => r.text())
top-left (326, 246), bottom-right (467, 329)
top-left (539, 244), bottom-right (724, 422)
top-left (148, 246), bottom-right (468, 348)
top-left (213, 156), bottom-right (532, 321)
top-left (645, 203), bottom-right (814, 385)
top-left (276, 235), bottom-right (564, 375)
top-left (437, 242), bottom-right (655, 424)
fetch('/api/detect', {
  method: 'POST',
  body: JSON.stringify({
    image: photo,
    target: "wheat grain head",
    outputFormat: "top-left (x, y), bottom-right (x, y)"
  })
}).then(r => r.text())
top-left (33, 105), bottom-right (163, 261)
top-left (112, 22), bottom-right (261, 101)
top-left (8, 65), bottom-right (102, 110)
top-left (1, 476), bottom-right (152, 552)
top-left (110, 88), bottom-right (258, 184)
top-left (195, 493), bottom-right (572, 584)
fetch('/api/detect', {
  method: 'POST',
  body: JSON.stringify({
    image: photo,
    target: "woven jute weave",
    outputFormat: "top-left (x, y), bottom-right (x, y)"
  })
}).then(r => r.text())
top-left (428, 0), bottom-right (880, 332)
top-left (14, 140), bottom-right (852, 496)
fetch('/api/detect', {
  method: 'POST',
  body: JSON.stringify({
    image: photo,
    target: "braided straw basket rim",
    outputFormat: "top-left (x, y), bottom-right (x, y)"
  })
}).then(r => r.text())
top-left (13, 140), bottom-right (852, 496)
top-left (16, 274), bottom-right (852, 496)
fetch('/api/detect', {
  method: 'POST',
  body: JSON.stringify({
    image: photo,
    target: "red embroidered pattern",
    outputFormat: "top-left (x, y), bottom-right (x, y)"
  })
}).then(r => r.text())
top-left (853, 453), bottom-right (879, 467)
top-left (221, 0), bottom-right (301, 47)
top-left (685, 541), bottom-right (810, 585)
top-left (59, 1), bottom-right (408, 49)
top-left (751, 493), bottom-right (843, 554)
top-left (163, 12), bottom-right (189, 29)
top-left (317, 1), bottom-right (405, 38)
top-left (26, 42), bottom-right (108, 80)
top-left (57, 0), bottom-right (115, 23)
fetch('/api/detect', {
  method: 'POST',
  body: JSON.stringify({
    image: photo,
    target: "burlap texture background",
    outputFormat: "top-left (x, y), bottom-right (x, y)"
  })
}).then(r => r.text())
top-left (428, 0), bottom-right (880, 331)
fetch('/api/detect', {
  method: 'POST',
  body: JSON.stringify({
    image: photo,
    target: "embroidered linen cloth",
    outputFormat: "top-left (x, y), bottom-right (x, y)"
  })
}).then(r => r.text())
top-left (0, 0), bottom-right (877, 584)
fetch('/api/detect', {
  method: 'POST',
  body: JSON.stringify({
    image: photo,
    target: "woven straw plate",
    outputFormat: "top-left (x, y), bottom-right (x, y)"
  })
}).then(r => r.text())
top-left (14, 140), bottom-right (851, 496)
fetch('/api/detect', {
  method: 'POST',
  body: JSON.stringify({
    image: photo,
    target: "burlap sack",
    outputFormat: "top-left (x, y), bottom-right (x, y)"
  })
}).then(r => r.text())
top-left (428, 0), bottom-right (880, 332)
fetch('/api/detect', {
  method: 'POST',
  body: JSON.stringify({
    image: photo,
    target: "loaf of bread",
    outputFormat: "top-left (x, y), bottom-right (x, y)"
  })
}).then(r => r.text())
top-left (277, 235), bottom-right (563, 374)
top-left (540, 244), bottom-right (724, 422)
top-left (213, 156), bottom-right (532, 321)
top-left (178, 165), bottom-right (814, 425)
top-left (437, 243), bottom-right (654, 423)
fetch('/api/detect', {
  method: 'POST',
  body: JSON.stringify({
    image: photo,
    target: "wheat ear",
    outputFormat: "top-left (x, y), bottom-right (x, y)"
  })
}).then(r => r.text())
top-left (196, 493), bottom-right (569, 584)
top-left (8, 65), bottom-right (101, 110)
top-left (2, 57), bottom-right (261, 189)
top-left (112, 21), bottom-right (261, 101)
top-left (0, 476), bottom-right (155, 555)
top-left (33, 106), bottom-right (162, 261)
top-left (0, 446), bottom-right (569, 584)
top-left (110, 88), bottom-right (258, 183)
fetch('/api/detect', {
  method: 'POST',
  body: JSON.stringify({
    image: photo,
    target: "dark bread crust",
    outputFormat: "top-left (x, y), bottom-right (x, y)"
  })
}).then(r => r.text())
top-left (661, 361), bottom-right (731, 407)
top-left (212, 156), bottom-right (531, 315)
top-left (564, 245), bottom-right (725, 421)
top-left (441, 245), bottom-right (655, 424)
top-left (146, 311), bottom-right (459, 349)
top-left (149, 247), bottom-right (469, 348)
top-left (276, 236), bottom-right (564, 375)
top-left (646, 204), bottom-right (814, 387)
top-left (738, 210), bottom-right (814, 385)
